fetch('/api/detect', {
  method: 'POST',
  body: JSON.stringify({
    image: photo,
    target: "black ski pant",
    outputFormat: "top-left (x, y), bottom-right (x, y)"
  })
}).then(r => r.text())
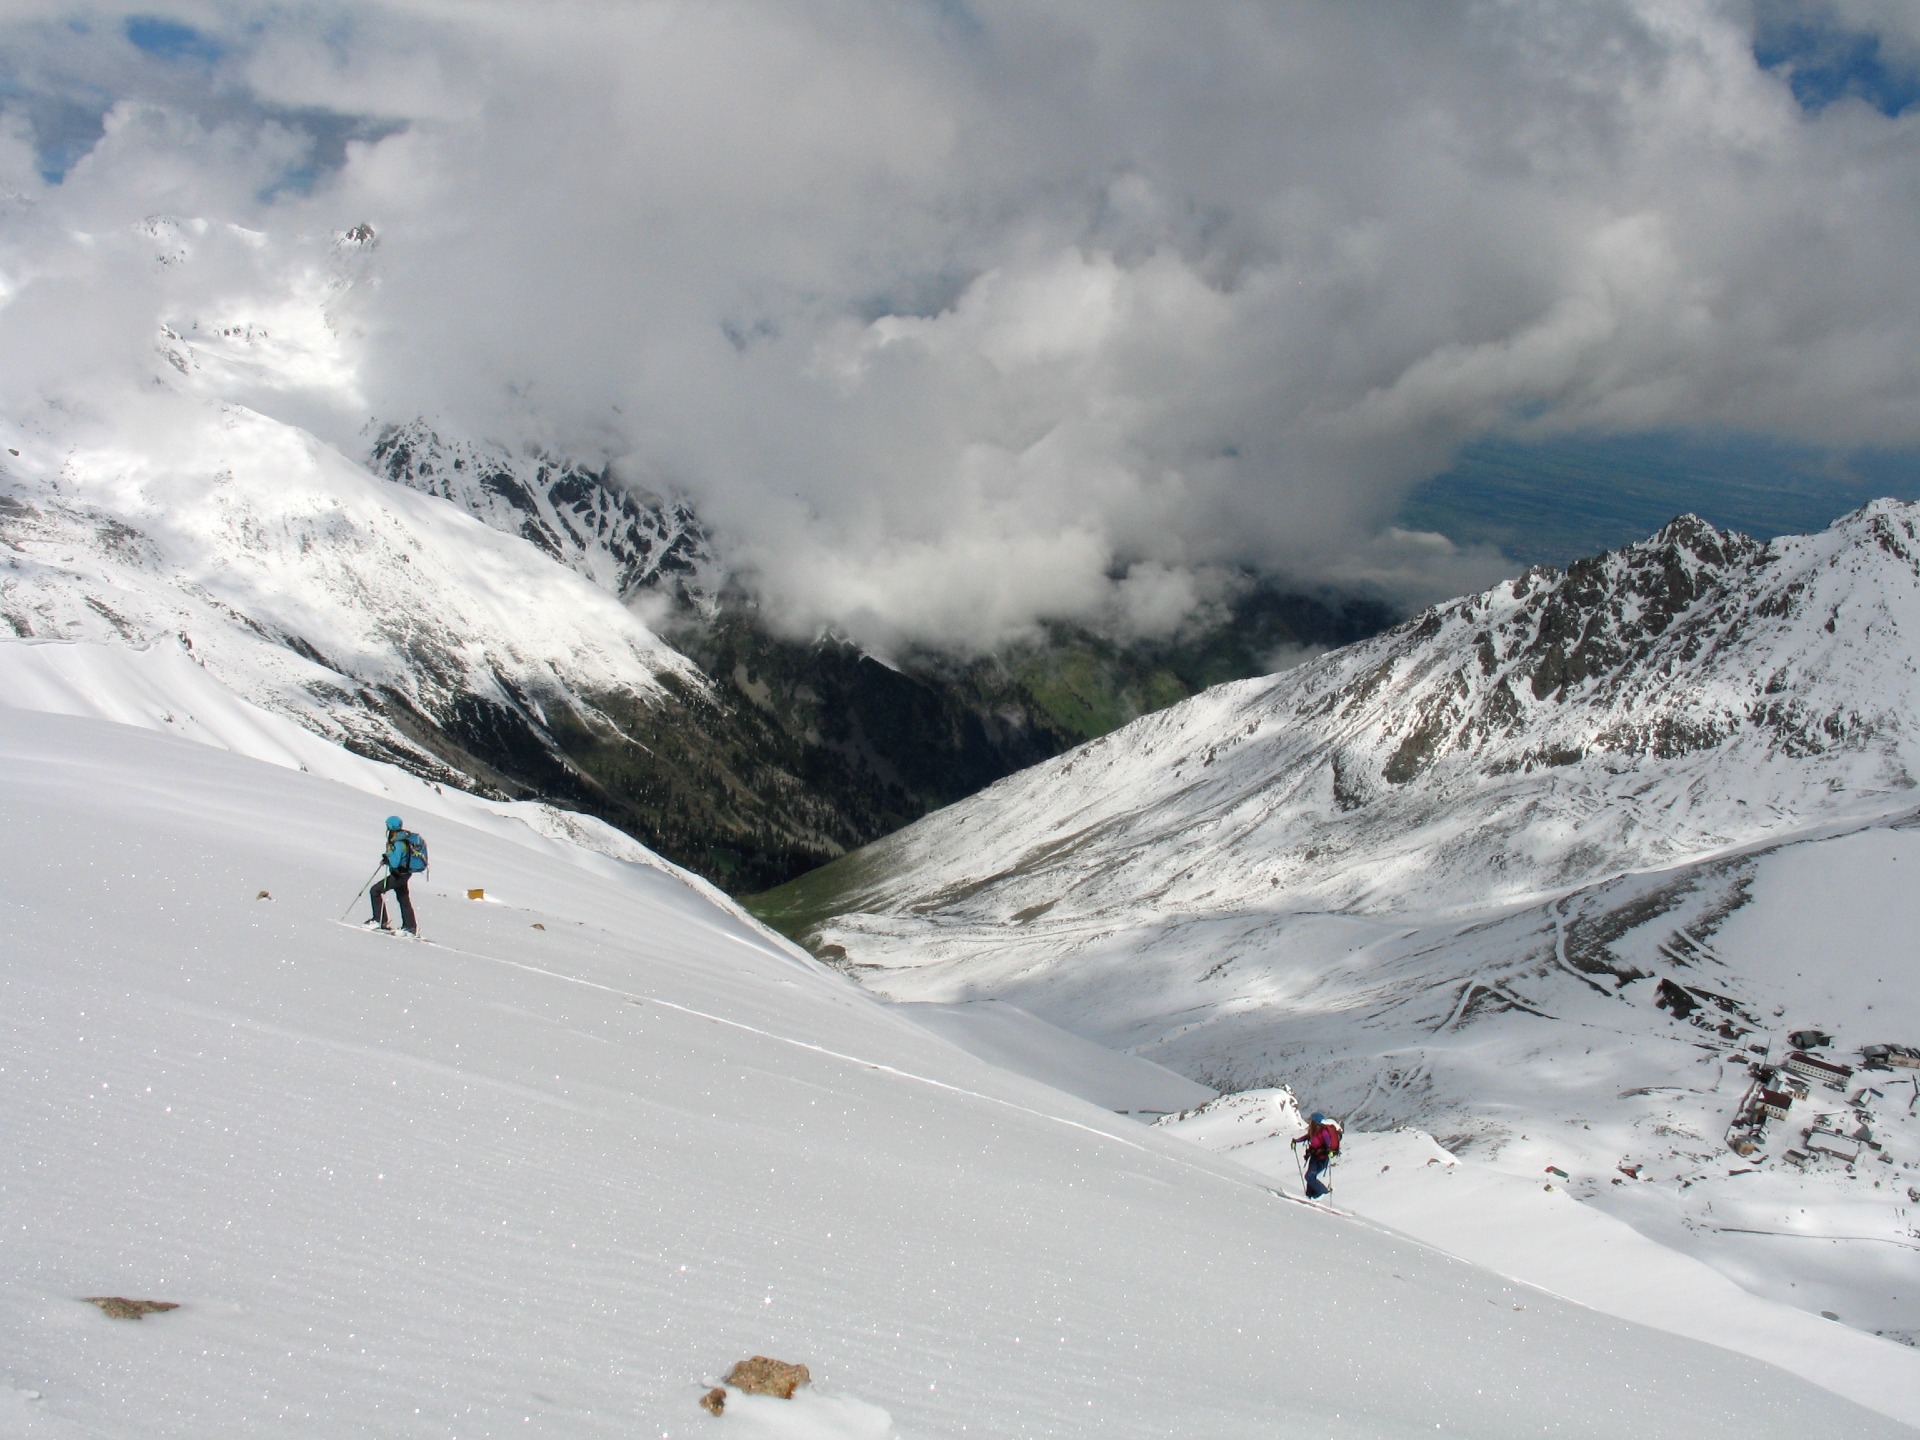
top-left (1304, 1152), bottom-right (1331, 1199)
top-left (370, 870), bottom-right (417, 932)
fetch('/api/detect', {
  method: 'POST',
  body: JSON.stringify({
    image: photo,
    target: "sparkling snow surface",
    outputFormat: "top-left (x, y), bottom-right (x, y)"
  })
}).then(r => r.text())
top-left (893, 1000), bottom-right (1214, 1117)
top-left (0, 646), bottom-right (1907, 1438)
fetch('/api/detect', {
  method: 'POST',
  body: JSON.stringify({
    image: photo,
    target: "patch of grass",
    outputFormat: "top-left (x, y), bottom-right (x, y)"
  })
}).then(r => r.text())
top-left (742, 841), bottom-right (907, 943)
top-left (1014, 641), bottom-right (1190, 740)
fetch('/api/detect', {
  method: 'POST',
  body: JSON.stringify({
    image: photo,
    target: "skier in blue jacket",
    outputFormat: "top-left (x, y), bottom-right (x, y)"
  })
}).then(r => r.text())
top-left (367, 815), bottom-right (421, 934)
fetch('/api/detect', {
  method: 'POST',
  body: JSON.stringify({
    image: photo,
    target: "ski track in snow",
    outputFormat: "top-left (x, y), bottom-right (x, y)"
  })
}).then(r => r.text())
top-left (339, 917), bottom-right (1161, 1157)
top-left (636, 996), bottom-right (1155, 1154)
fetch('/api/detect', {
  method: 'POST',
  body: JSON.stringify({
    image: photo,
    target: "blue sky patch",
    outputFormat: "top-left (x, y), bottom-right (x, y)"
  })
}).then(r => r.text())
top-left (1754, 4), bottom-right (1920, 117)
top-left (124, 15), bottom-right (224, 65)
top-left (257, 109), bottom-right (407, 203)
top-left (28, 96), bottom-right (108, 183)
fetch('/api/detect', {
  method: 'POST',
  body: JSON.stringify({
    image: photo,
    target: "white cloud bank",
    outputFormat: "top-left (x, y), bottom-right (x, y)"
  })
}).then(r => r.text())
top-left (2, 1), bottom-right (1918, 651)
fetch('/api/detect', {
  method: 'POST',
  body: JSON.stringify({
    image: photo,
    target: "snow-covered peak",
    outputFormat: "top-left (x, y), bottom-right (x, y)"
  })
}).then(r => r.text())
top-left (0, 396), bottom-right (699, 782)
top-left (126, 217), bottom-right (373, 425)
top-left (805, 500), bottom-right (1920, 929)
top-left (331, 220), bottom-right (378, 256)
top-left (368, 418), bottom-right (718, 612)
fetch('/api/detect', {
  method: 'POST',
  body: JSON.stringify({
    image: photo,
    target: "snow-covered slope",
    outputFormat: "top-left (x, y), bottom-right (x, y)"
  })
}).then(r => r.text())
top-left (762, 504), bottom-right (1920, 1357)
top-left (894, 999), bottom-right (1215, 1116)
top-left (1, 213), bottom-right (702, 788)
top-left (6, 648), bottom-right (1899, 1437)
top-left (786, 506), bottom-right (1920, 929)
top-left (0, 396), bottom-right (700, 784)
top-left (1158, 1090), bottom-right (1918, 1425)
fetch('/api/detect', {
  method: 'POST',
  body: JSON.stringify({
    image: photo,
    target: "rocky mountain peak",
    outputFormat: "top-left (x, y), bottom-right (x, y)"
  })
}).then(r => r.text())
top-left (368, 420), bottom-right (718, 611)
top-left (1340, 505), bottom-right (1906, 795)
top-left (771, 500), bottom-right (1920, 939)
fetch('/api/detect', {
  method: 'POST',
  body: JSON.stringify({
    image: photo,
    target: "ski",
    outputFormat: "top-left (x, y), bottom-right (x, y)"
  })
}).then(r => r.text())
top-left (332, 919), bottom-right (432, 945)
top-left (1266, 1186), bottom-right (1351, 1217)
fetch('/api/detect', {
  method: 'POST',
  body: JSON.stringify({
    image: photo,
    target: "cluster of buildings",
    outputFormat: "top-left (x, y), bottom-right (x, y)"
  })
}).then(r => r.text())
top-left (1860, 1043), bottom-right (1920, 1070)
top-left (1725, 1038), bottom-right (1914, 1165)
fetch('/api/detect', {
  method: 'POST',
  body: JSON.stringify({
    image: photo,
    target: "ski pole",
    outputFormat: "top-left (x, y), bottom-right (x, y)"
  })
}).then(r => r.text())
top-left (340, 864), bottom-right (386, 921)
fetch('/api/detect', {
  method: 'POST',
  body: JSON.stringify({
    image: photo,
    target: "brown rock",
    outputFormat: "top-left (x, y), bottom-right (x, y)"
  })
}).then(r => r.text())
top-left (699, 1387), bottom-right (727, 1416)
top-left (725, 1356), bottom-right (811, 1398)
top-left (84, 1297), bottom-right (179, 1320)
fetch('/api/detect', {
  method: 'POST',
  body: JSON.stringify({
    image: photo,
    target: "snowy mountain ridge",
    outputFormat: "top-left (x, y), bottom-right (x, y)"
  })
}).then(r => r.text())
top-left (784, 501), bottom-right (1920, 931)
top-left (0, 398), bottom-right (699, 786)
top-left (367, 418), bottom-right (719, 612)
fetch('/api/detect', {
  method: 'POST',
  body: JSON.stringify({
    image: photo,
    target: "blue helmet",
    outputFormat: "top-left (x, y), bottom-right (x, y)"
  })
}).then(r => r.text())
top-left (1309, 1112), bottom-right (1325, 1125)
top-left (385, 815), bottom-right (403, 831)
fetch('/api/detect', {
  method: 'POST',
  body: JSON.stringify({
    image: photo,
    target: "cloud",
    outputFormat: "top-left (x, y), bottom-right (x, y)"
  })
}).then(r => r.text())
top-left (2, 1), bottom-right (1920, 652)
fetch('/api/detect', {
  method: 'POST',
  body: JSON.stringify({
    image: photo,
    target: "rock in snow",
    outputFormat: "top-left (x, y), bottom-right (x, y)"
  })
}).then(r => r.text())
top-left (724, 1355), bottom-right (812, 1398)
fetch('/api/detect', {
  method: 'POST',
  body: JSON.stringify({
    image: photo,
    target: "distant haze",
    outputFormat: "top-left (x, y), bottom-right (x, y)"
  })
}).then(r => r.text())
top-left (3, 1), bottom-right (1919, 651)
top-left (1409, 432), bottom-right (1920, 568)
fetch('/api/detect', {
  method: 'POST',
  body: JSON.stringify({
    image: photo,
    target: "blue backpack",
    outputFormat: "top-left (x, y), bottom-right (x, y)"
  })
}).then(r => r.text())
top-left (396, 830), bottom-right (429, 874)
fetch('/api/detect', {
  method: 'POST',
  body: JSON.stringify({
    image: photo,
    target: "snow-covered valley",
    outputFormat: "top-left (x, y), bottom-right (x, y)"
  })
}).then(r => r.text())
top-left (11, 641), bottom-right (1903, 1436)
top-left (762, 505), bottom-right (1920, 1385)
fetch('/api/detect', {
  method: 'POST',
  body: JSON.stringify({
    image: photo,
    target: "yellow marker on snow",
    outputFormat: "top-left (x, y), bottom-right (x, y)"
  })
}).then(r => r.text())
top-left (467, 888), bottom-right (485, 900)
